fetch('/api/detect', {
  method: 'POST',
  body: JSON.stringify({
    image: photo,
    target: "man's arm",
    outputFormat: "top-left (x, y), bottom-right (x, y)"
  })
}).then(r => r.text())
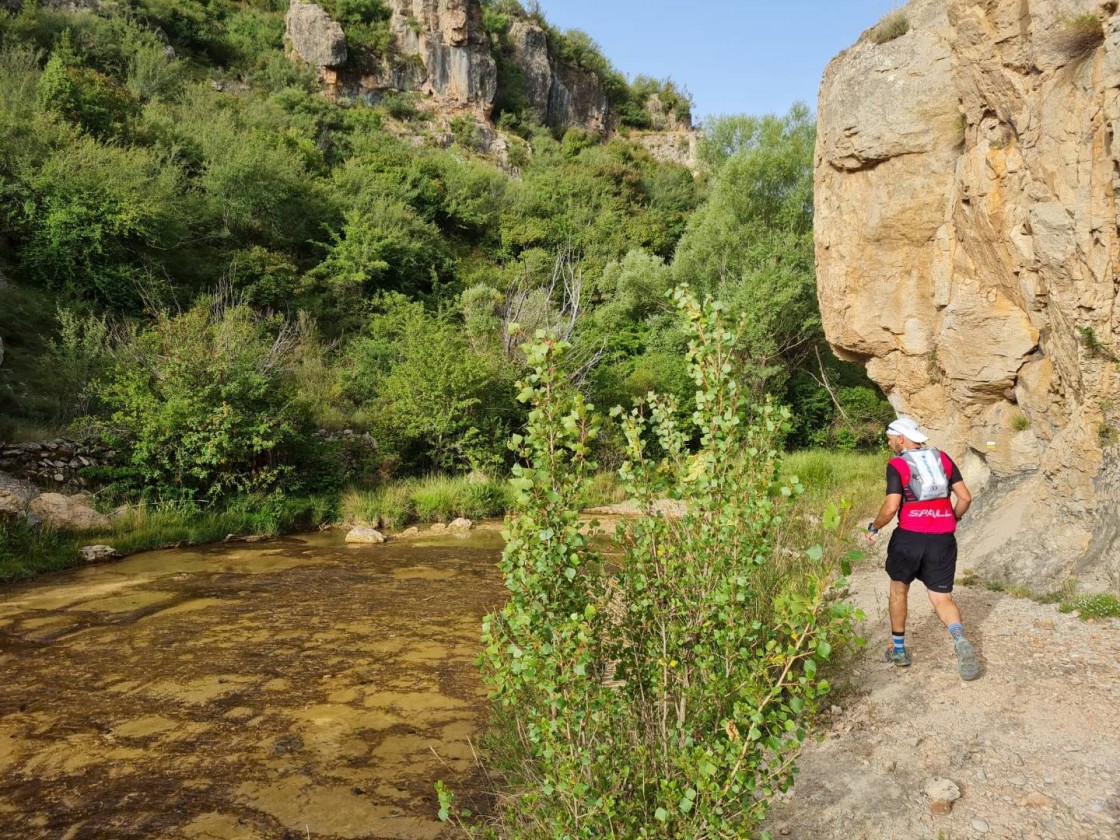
top-left (870, 493), bottom-right (902, 532)
top-left (951, 480), bottom-right (972, 521)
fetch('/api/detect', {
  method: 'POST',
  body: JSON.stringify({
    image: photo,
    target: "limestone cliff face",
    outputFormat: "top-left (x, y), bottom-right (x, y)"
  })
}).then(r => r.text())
top-left (816, 0), bottom-right (1120, 589)
top-left (508, 19), bottom-right (609, 134)
top-left (380, 0), bottom-right (497, 109)
top-left (281, 1), bottom-right (633, 138)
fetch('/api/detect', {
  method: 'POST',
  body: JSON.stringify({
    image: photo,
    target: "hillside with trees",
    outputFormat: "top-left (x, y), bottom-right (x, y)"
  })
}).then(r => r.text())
top-left (0, 0), bottom-right (891, 555)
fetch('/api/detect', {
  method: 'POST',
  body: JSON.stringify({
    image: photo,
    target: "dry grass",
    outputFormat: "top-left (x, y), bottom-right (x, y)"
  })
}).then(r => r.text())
top-left (869, 11), bottom-right (910, 45)
top-left (1053, 14), bottom-right (1105, 61)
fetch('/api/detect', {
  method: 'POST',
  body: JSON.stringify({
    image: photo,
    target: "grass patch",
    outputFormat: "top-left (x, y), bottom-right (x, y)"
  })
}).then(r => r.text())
top-left (1011, 412), bottom-right (1030, 432)
top-left (341, 474), bottom-right (514, 530)
top-left (0, 494), bottom-right (337, 584)
top-left (869, 11), bottom-right (910, 45)
top-left (960, 574), bottom-right (1120, 622)
top-left (453, 479), bottom-right (514, 520)
top-left (777, 449), bottom-right (884, 570)
top-left (577, 471), bottom-right (630, 509)
top-left (0, 520), bottom-right (74, 581)
top-left (1099, 423), bottom-right (1118, 446)
top-left (783, 449), bottom-right (883, 516)
top-left (1054, 14), bottom-right (1105, 61)
top-left (957, 567), bottom-right (979, 587)
top-left (343, 485), bottom-right (416, 529)
top-left (1059, 593), bottom-right (1120, 620)
top-left (411, 474), bottom-right (462, 523)
top-left (1077, 325), bottom-right (1117, 361)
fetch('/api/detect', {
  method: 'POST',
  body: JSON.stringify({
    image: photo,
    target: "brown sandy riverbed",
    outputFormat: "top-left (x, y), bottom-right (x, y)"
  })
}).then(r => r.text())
top-left (0, 528), bottom-right (507, 840)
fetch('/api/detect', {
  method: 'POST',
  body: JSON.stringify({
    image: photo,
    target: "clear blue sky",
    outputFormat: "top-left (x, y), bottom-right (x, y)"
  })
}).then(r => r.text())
top-left (534, 0), bottom-right (900, 122)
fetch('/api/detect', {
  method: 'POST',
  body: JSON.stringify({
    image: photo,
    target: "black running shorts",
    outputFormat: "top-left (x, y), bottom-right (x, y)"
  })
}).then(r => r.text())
top-left (885, 528), bottom-right (958, 593)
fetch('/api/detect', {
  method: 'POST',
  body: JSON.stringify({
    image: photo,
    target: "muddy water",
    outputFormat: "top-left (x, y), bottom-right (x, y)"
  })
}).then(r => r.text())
top-left (0, 528), bottom-right (507, 840)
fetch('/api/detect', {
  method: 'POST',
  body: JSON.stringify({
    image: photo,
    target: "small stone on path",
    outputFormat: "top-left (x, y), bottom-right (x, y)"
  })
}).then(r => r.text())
top-left (1020, 792), bottom-right (1054, 808)
top-left (924, 777), bottom-right (961, 815)
top-left (972, 819), bottom-right (990, 833)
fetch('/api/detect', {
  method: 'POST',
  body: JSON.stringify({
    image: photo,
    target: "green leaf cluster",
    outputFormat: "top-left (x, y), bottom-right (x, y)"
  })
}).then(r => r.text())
top-left (95, 297), bottom-right (333, 503)
top-left (479, 291), bottom-right (861, 837)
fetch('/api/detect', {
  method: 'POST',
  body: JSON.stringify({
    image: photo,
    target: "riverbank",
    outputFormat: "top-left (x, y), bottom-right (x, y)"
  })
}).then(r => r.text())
top-left (0, 451), bottom-right (884, 585)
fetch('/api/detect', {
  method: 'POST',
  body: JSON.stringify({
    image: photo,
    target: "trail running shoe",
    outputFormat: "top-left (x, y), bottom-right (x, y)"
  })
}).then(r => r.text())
top-left (954, 638), bottom-right (980, 681)
top-left (885, 646), bottom-right (912, 667)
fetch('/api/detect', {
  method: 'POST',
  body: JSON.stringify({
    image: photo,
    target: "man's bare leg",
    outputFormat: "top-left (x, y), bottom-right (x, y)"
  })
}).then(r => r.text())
top-left (886, 580), bottom-right (912, 666)
top-left (889, 580), bottom-right (910, 634)
top-left (928, 590), bottom-right (980, 680)
top-left (926, 590), bottom-right (962, 627)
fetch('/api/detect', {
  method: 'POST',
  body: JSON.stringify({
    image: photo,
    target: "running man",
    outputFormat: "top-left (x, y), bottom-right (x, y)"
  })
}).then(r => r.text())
top-left (866, 417), bottom-right (980, 681)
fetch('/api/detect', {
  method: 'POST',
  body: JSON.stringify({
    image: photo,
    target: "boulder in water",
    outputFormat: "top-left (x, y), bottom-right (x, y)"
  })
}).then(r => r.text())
top-left (79, 545), bottom-right (121, 563)
top-left (345, 526), bottom-right (385, 544)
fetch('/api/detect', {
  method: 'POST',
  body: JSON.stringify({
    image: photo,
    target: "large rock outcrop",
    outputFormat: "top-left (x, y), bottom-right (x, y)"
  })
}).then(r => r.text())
top-left (285, 1), bottom-right (347, 68)
top-left (816, 0), bottom-right (1120, 589)
top-left (378, 0), bottom-right (497, 110)
top-left (289, 0), bottom-right (497, 112)
top-left (507, 19), bottom-right (609, 134)
top-left (282, 1), bottom-right (624, 136)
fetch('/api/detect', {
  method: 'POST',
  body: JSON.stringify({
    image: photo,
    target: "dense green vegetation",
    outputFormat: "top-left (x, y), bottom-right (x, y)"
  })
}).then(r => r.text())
top-left (0, 0), bottom-right (889, 571)
top-left (473, 295), bottom-right (863, 835)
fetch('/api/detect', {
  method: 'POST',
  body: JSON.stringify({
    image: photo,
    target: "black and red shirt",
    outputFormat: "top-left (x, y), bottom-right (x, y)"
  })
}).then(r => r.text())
top-left (886, 451), bottom-right (963, 535)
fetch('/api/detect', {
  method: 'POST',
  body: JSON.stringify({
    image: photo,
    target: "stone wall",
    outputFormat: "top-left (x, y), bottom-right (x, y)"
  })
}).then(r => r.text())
top-left (0, 439), bottom-right (113, 491)
top-left (815, 0), bottom-right (1120, 590)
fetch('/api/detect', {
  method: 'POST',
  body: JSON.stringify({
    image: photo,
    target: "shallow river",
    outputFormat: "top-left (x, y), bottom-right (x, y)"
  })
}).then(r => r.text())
top-left (0, 528), bottom-right (507, 839)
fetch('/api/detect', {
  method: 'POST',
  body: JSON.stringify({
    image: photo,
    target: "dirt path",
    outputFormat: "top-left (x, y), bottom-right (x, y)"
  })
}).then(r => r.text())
top-left (766, 554), bottom-right (1120, 840)
top-left (0, 529), bottom-right (506, 840)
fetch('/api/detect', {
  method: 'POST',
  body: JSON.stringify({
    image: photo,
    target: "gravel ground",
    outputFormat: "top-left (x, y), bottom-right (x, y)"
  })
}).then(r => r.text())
top-left (765, 546), bottom-right (1120, 840)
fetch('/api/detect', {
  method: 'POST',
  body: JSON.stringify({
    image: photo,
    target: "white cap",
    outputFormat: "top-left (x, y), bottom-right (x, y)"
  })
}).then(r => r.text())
top-left (887, 417), bottom-right (929, 444)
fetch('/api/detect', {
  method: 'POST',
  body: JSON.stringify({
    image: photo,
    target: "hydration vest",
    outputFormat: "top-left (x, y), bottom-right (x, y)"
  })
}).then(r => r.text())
top-left (890, 448), bottom-right (956, 534)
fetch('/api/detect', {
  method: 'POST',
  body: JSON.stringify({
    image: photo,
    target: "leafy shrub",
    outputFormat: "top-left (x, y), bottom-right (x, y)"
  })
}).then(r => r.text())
top-left (41, 306), bottom-right (112, 423)
top-left (477, 291), bottom-right (860, 836)
top-left (341, 295), bottom-right (518, 472)
top-left (225, 246), bottom-right (300, 310)
top-left (623, 75), bottom-right (693, 129)
top-left (131, 0), bottom-right (230, 63)
top-left (199, 128), bottom-right (328, 248)
top-left (380, 90), bottom-right (420, 120)
top-left (96, 298), bottom-right (332, 503)
top-left (125, 43), bottom-right (184, 103)
top-left (308, 201), bottom-right (451, 306)
top-left (14, 136), bottom-right (188, 308)
top-left (38, 46), bottom-right (141, 138)
top-left (450, 114), bottom-right (485, 152)
top-left (869, 11), bottom-right (909, 45)
top-left (221, 6), bottom-right (285, 70)
top-left (323, 0), bottom-right (390, 26)
top-left (546, 27), bottom-right (628, 105)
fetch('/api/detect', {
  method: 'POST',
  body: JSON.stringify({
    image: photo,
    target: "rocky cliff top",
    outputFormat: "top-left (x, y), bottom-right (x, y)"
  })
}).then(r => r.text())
top-left (815, 0), bottom-right (1120, 590)
top-left (282, 0), bottom-right (696, 164)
